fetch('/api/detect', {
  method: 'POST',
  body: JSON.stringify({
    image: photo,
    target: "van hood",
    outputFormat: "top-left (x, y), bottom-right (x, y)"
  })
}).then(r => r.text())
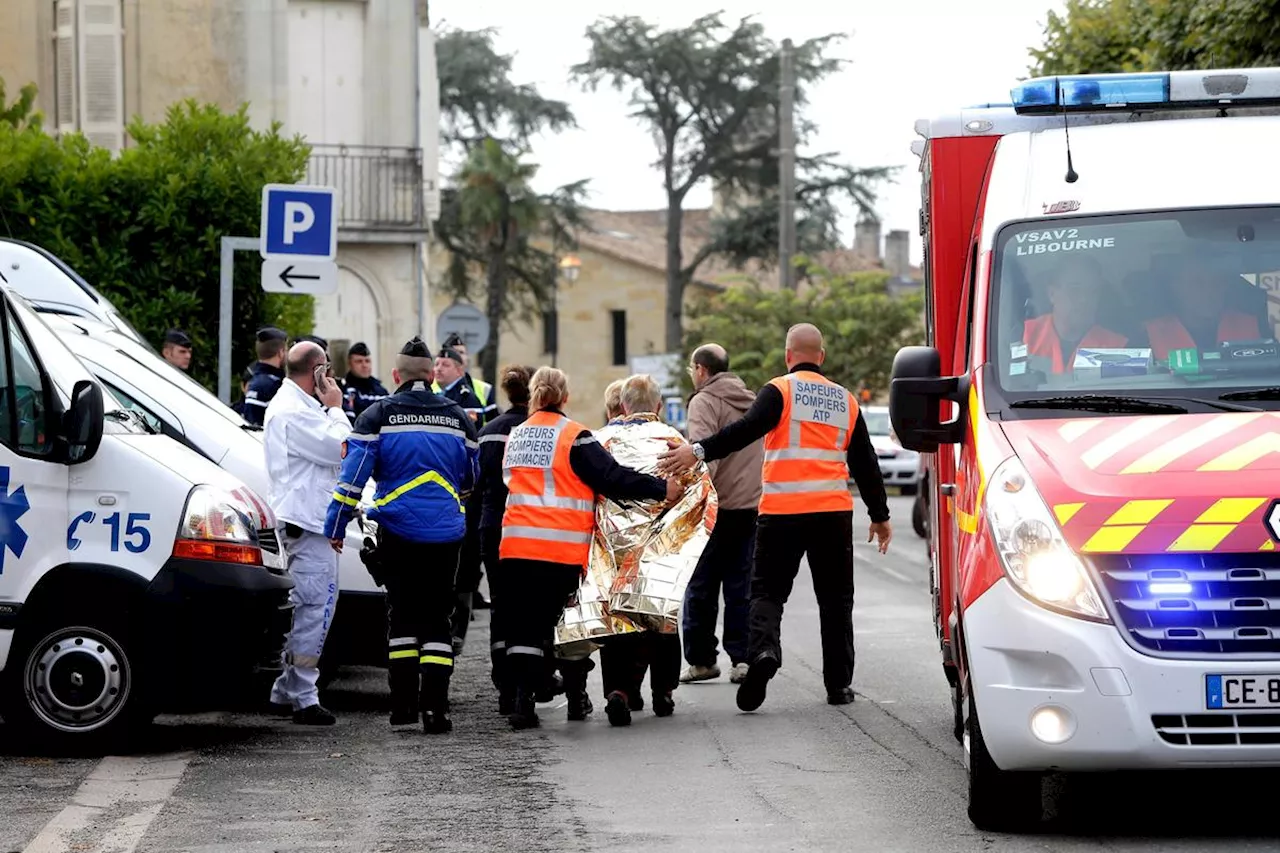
top-left (1000, 412), bottom-right (1280, 555)
top-left (116, 433), bottom-right (245, 493)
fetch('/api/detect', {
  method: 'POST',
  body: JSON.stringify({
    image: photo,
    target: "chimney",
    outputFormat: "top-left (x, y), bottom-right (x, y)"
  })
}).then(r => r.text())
top-left (853, 215), bottom-right (881, 262)
top-left (885, 230), bottom-right (910, 279)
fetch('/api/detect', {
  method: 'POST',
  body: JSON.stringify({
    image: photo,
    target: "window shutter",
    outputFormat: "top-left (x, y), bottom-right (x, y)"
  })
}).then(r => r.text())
top-left (54, 0), bottom-right (77, 135)
top-left (77, 0), bottom-right (123, 152)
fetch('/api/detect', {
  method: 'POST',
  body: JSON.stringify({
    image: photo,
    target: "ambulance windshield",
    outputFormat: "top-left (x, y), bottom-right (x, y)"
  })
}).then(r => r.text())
top-left (990, 206), bottom-right (1280, 406)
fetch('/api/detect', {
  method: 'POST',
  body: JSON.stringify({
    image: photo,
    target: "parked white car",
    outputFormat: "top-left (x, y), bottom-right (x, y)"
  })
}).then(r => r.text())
top-left (863, 405), bottom-right (921, 493)
top-left (44, 314), bottom-right (387, 675)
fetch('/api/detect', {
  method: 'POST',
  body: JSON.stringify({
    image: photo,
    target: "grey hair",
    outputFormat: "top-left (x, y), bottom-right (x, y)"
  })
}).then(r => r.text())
top-left (620, 374), bottom-right (662, 416)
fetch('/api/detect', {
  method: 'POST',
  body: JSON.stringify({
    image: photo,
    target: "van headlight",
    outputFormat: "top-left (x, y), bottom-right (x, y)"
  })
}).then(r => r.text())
top-left (984, 456), bottom-right (1109, 622)
top-left (172, 485), bottom-right (263, 566)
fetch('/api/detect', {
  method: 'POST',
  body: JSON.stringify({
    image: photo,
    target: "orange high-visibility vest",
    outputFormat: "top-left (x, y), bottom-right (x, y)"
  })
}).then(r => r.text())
top-left (500, 410), bottom-right (596, 566)
top-left (1144, 311), bottom-right (1262, 360)
top-left (759, 371), bottom-right (857, 516)
top-left (1022, 315), bottom-right (1128, 374)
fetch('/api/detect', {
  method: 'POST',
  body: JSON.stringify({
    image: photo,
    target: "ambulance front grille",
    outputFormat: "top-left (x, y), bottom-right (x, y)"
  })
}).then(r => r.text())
top-left (1092, 553), bottom-right (1280, 657)
top-left (258, 527), bottom-right (280, 555)
top-left (1152, 713), bottom-right (1280, 745)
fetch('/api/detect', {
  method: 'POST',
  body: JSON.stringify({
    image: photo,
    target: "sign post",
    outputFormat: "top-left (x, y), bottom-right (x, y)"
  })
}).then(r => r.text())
top-left (259, 184), bottom-right (339, 295)
top-left (436, 302), bottom-right (490, 354)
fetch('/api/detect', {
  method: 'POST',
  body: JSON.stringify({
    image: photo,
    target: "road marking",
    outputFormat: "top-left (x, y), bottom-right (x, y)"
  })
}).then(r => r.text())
top-left (875, 564), bottom-right (913, 584)
top-left (23, 753), bottom-right (191, 853)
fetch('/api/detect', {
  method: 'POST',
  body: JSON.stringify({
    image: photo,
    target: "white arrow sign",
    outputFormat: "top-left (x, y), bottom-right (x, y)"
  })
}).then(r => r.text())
top-left (261, 259), bottom-right (338, 295)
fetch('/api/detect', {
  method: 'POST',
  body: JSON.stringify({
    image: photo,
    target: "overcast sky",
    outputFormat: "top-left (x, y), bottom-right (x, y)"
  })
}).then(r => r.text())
top-left (433, 1), bottom-right (1065, 265)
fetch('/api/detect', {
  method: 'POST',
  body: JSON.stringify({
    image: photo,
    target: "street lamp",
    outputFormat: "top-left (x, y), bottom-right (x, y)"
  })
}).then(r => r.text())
top-left (550, 254), bottom-right (581, 367)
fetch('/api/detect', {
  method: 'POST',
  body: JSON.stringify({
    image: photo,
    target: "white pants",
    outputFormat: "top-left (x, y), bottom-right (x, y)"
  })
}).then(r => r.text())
top-left (270, 528), bottom-right (340, 710)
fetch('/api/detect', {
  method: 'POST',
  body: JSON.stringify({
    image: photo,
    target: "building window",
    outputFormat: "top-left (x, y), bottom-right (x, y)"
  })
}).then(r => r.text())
top-left (53, 0), bottom-right (125, 153)
top-left (610, 310), bottom-right (626, 366)
top-left (542, 310), bottom-right (558, 355)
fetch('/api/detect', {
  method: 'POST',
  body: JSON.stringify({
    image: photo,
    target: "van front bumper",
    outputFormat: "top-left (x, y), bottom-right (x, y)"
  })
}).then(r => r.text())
top-left (966, 578), bottom-right (1280, 771)
top-left (146, 557), bottom-right (293, 693)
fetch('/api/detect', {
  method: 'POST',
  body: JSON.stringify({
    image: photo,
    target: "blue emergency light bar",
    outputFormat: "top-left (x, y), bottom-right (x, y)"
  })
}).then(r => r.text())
top-left (1010, 68), bottom-right (1280, 114)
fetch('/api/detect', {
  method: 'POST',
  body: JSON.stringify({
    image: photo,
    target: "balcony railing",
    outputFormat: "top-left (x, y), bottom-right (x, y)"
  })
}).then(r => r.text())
top-left (305, 144), bottom-right (426, 231)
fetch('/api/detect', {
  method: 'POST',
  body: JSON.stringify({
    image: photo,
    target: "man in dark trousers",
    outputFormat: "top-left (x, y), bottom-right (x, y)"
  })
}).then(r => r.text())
top-left (325, 336), bottom-right (478, 734)
top-left (658, 323), bottom-right (893, 712)
top-left (243, 326), bottom-right (289, 426)
top-left (679, 343), bottom-right (764, 686)
top-left (433, 340), bottom-right (493, 652)
top-left (341, 341), bottom-right (389, 422)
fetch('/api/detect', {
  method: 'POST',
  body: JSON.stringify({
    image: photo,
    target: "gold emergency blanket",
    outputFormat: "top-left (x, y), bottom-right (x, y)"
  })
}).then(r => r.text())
top-left (553, 415), bottom-right (717, 654)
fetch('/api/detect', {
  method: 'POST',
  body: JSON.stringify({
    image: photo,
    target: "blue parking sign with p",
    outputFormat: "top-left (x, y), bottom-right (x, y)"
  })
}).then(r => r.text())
top-left (260, 184), bottom-right (337, 262)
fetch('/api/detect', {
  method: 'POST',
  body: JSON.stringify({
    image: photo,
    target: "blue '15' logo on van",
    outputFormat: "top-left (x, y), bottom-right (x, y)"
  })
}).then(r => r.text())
top-left (0, 466), bottom-right (29, 574)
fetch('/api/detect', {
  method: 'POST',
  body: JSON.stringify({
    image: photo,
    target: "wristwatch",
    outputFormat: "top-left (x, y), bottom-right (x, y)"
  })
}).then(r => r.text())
top-left (691, 442), bottom-right (705, 461)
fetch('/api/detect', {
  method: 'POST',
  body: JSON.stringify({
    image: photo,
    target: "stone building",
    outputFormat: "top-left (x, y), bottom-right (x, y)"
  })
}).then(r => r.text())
top-left (0, 0), bottom-right (437, 377)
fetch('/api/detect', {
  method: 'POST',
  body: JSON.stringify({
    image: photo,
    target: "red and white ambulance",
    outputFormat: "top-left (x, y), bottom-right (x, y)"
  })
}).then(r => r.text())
top-left (892, 68), bottom-right (1280, 830)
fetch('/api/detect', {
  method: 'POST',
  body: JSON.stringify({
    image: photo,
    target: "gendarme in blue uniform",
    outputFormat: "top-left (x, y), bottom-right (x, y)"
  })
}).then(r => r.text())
top-left (325, 380), bottom-right (479, 544)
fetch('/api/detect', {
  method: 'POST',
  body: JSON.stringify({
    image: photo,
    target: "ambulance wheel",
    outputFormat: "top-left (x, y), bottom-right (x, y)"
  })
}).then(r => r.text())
top-left (966, 690), bottom-right (1043, 832)
top-left (1, 612), bottom-right (152, 752)
top-left (912, 494), bottom-right (928, 538)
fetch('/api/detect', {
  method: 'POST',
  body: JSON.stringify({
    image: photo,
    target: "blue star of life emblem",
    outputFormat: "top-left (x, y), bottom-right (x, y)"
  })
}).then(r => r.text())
top-left (0, 466), bottom-right (30, 573)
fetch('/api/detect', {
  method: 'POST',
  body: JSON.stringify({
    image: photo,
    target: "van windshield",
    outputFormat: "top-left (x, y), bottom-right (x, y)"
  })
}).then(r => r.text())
top-left (989, 206), bottom-right (1280, 408)
top-left (8, 294), bottom-right (124, 415)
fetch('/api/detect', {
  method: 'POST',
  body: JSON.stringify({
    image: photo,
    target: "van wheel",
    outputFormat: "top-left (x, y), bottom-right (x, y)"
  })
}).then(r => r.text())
top-left (966, 690), bottom-right (1042, 832)
top-left (1, 614), bottom-right (151, 751)
top-left (912, 495), bottom-right (928, 538)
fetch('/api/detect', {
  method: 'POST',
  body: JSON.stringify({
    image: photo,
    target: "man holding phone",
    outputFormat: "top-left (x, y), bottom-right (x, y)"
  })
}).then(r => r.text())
top-left (264, 341), bottom-right (352, 725)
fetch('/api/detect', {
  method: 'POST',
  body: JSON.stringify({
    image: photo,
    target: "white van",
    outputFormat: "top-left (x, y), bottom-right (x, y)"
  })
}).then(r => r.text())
top-left (43, 314), bottom-right (387, 675)
top-left (0, 287), bottom-right (292, 748)
top-left (0, 239), bottom-right (146, 345)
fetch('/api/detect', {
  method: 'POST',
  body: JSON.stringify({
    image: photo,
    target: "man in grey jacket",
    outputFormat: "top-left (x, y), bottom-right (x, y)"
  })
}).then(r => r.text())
top-left (679, 344), bottom-right (764, 684)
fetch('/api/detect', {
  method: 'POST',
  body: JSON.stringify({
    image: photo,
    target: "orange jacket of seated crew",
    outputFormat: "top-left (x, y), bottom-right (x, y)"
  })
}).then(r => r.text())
top-left (1023, 314), bottom-right (1129, 374)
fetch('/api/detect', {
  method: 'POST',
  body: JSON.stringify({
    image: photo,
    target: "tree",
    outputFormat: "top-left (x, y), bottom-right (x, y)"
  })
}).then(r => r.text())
top-left (683, 264), bottom-right (923, 396)
top-left (1029, 0), bottom-right (1280, 76)
top-left (0, 79), bottom-right (39, 130)
top-left (573, 13), bottom-right (895, 352)
top-left (433, 139), bottom-right (586, 386)
top-left (433, 28), bottom-right (589, 383)
top-left (0, 91), bottom-right (313, 391)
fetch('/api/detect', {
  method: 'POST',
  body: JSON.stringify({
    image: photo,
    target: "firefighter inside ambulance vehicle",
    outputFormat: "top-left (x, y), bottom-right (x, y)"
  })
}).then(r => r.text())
top-left (993, 207), bottom-right (1280, 407)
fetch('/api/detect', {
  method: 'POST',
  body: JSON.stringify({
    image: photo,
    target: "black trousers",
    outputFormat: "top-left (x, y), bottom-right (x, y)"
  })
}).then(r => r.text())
top-left (682, 508), bottom-right (757, 667)
top-left (381, 529), bottom-right (462, 713)
top-left (748, 510), bottom-right (855, 693)
top-left (450, 493), bottom-right (485, 643)
top-left (499, 558), bottom-right (582, 694)
top-left (599, 631), bottom-right (681, 699)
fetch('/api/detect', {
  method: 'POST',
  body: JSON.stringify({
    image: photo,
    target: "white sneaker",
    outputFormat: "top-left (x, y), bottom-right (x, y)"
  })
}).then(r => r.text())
top-left (679, 664), bottom-right (721, 683)
top-left (729, 663), bottom-right (749, 684)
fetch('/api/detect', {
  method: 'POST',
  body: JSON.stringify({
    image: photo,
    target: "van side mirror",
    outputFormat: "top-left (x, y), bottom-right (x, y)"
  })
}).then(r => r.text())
top-left (889, 346), bottom-right (970, 453)
top-left (66, 380), bottom-right (104, 464)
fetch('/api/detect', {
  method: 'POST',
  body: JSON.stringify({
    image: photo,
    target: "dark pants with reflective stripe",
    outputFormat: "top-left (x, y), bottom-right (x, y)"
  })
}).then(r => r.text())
top-left (748, 510), bottom-right (855, 693)
top-left (499, 558), bottom-right (582, 698)
top-left (381, 529), bottom-right (462, 716)
top-left (682, 508), bottom-right (757, 667)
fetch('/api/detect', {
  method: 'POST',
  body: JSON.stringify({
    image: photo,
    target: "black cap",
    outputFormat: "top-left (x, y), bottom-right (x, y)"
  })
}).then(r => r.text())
top-left (256, 326), bottom-right (288, 343)
top-left (442, 332), bottom-right (465, 349)
top-left (437, 346), bottom-right (464, 364)
top-left (348, 341), bottom-right (371, 357)
top-left (164, 329), bottom-right (192, 348)
top-left (400, 336), bottom-right (432, 358)
top-left (296, 334), bottom-right (329, 351)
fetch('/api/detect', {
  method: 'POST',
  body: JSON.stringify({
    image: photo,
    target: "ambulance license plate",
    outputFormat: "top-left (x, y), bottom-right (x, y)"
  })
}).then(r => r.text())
top-left (1206, 674), bottom-right (1280, 709)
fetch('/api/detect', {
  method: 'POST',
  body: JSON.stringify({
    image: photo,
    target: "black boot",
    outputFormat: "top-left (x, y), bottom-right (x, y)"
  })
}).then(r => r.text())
top-left (388, 658), bottom-right (420, 727)
top-left (509, 687), bottom-right (540, 730)
top-left (507, 655), bottom-right (541, 730)
top-left (421, 669), bottom-right (453, 735)
top-left (450, 593), bottom-right (472, 654)
top-left (562, 659), bottom-right (594, 722)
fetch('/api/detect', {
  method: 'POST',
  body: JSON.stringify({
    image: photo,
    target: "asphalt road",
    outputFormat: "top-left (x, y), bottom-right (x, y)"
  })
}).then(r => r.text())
top-left (4, 495), bottom-right (1280, 852)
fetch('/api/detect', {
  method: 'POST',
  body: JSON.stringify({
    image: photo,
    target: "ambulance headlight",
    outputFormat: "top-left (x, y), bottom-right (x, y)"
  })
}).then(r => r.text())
top-left (984, 457), bottom-right (1109, 622)
top-left (173, 485), bottom-right (262, 566)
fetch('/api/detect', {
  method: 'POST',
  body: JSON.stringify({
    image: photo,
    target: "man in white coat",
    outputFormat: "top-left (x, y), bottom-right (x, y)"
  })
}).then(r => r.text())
top-left (264, 340), bottom-right (352, 725)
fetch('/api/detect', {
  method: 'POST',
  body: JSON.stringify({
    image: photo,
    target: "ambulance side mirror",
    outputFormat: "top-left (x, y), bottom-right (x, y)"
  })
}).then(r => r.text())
top-left (65, 379), bottom-right (104, 464)
top-left (889, 346), bottom-right (969, 454)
